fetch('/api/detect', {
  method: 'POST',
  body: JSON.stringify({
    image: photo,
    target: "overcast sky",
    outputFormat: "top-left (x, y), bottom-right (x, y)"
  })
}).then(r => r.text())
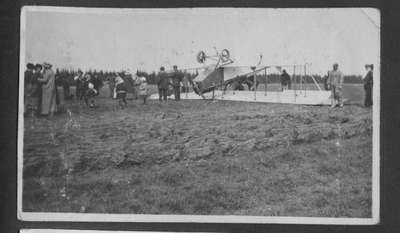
top-left (22, 7), bottom-right (379, 75)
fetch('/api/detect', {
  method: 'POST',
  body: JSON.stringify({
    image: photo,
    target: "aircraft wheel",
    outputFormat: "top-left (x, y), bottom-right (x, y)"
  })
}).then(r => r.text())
top-left (197, 51), bottom-right (206, 63)
top-left (221, 49), bottom-right (230, 62)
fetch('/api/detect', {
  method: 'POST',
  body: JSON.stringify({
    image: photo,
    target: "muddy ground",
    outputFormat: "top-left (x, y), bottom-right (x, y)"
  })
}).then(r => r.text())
top-left (23, 84), bottom-right (372, 217)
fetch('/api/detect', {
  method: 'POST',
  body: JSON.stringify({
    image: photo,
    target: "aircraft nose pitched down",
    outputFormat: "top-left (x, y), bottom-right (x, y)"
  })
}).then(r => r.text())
top-left (192, 65), bottom-right (224, 95)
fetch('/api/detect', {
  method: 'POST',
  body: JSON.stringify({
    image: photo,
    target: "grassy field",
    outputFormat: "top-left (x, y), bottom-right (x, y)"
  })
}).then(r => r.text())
top-left (23, 84), bottom-right (372, 217)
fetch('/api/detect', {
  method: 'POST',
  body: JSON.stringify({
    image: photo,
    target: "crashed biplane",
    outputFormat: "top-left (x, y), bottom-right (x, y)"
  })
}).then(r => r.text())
top-left (151, 49), bottom-right (332, 105)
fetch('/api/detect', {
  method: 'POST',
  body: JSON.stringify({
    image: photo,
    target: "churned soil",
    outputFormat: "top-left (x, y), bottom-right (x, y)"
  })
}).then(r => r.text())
top-left (23, 85), bottom-right (372, 217)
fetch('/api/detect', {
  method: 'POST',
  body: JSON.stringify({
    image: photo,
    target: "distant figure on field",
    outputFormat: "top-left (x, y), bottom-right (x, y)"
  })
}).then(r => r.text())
top-left (171, 65), bottom-right (183, 101)
top-left (61, 71), bottom-right (72, 100)
top-left (363, 64), bottom-right (373, 107)
top-left (138, 75), bottom-right (148, 104)
top-left (37, 62), bottom-right (57, 117)
top-left (114, 73), bottom-right (127, 108)
top-left (124, 70), bottom-right (137, 99)
top-left (280, 69), bottom-right (291, 91)
top-left (327, 63), bottom-right (344, 108)
top-left (82, 73), bottom-right (100, 108)
top-left (107, 74), bottom-right (116, 98)
top-left (84, 83), bottom-right (98, 108)
top-left (182, 70), bottom-right (190, 93)
top-left (157, 66), bottom-right (170, 101)
top-left (74, 70), bottom-right (84, 100)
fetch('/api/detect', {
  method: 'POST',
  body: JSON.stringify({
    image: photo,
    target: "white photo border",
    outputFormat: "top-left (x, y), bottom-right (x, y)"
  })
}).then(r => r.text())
top-left (17, 5), bottom-right (380, 225)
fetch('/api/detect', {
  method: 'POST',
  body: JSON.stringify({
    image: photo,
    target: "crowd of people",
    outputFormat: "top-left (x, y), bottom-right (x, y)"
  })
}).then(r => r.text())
top-left (275, 63), bottom-right (373, 108)
top-left (23, 61), bottom-right (373, 118)
top-left (24, 62), bottom-right (58, 117)
top-left (23, 62), bottom-right (191, 117)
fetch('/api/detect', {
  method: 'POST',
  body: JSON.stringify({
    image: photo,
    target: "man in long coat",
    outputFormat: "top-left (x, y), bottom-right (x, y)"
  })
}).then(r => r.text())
top-left (30, 64), bottom-right (43, 115)
top-left (327, 63), bottom-right (344, 108)
top-left (157, 66), bottom-right (170, 101)
top-left (38, 62), bottom-right (57, 116)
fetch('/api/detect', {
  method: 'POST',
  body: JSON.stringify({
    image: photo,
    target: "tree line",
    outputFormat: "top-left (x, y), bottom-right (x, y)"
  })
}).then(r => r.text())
top-left (54, 68), bottom-right (364, 86)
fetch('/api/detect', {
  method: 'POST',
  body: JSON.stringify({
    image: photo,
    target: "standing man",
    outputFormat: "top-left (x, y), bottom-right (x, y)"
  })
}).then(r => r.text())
top-left (74, 70), bottom-right (84, 100)
top-left (38, 62), bottom-right (57, 117)
top-left (61, 70), bottom-right (72, 100)
top-left (114, 74), bottom-right (128, 108)
top-left (157, 66), bottom-right (169, 101)
top-left (171, 65), bottom-right (183, 101)
top-left (280, 69), bottom-right (291, 91)
top-left (327, 63), bottom-right (344, 108)
top-left (182, 70), bottom-right (190, 93)
top-left (33, 64), bottom-right (43, 114)
top-left (363, 64), bottom-right (373, 107)
top-left (24, 63), bottom-right (35, 115)
top-left (107, 73), bottom-right (116, 98)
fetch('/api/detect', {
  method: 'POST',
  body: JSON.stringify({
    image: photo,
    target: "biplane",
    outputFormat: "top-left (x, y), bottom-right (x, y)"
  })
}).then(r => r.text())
top-left (150, 48), bottom-right (332, 105)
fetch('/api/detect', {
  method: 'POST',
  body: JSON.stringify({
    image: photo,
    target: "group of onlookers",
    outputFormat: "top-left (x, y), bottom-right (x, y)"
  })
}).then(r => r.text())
top-left (156, 65), bottom-right (190, 101)
top-left (24, 61), bottom-right (374, 117)
top-left (110, 70), bottom-right (148, 108)
top-left (325, 63), bottom-right (373, 108)
top-left (24, 63), bottom-right (108, 117)
top-left (24, 62), bottom-right (58, 117)
top-left (278, 63), bottom-right (373, 108)
top-left (73, 70), bottom-right (104, 107)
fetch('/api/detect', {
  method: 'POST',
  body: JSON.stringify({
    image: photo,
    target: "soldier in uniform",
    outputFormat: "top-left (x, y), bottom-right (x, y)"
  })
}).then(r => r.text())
top-left (171, 65), bottom-right (183, 101)
top-left (327, 63), bottom-right (344, 108)
top-left (363, 64), bottom-right (373, 107)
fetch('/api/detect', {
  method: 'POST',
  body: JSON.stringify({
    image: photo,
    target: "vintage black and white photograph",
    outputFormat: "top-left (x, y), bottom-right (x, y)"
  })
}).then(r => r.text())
top-left (18, 6), bottom-right (380, 224)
